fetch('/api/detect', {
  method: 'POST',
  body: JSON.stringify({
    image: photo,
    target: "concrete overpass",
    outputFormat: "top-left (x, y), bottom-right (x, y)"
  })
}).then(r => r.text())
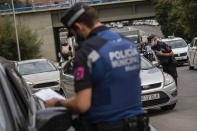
top-left (0, 0), bottom-right (155, 61)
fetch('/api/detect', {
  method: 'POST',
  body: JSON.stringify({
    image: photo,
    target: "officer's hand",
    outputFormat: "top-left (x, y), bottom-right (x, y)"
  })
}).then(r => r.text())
top-left (44, 98), bottom-right (59, 107)
top-left (156, 51), bottom-right (163, 56)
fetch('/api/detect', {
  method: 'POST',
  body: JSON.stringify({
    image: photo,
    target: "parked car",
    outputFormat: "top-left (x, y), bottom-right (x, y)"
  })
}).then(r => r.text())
top-left (60, 56), bottom-right (178, 110)
top-left (0, 57), bottom-right (72, 131)
top-left (15, 59), bottom-right (63, 93)
top-left (161, 37), bottom-right (189, 65)
top-left (188, 37), bottom-right (197, 70)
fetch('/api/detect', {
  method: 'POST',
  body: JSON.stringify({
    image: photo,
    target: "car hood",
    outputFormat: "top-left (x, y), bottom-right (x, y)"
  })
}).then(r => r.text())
top-left (172, 47), bottom-right (188, 54)
top-left (140, 67), bottom-right (163, 86)
top-left (23, 71), bottom-right (60, 83)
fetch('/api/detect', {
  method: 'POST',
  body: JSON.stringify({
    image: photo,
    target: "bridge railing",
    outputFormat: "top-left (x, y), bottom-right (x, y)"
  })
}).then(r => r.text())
top-left (0, 0), bottom-right (121, 13)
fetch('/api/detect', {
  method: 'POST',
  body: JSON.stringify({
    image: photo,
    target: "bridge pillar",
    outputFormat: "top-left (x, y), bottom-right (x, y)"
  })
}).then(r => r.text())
top-left (17, 12), bottom-right (57, 61)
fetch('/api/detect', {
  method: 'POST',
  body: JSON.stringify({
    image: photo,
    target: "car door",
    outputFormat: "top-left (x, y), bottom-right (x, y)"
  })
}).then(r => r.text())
top-left (189, 38), bottom-right (197, 66)
top-left (193, 39), bottom-right (197, 66)
top-left (60, 59), bottom-right (75, 98)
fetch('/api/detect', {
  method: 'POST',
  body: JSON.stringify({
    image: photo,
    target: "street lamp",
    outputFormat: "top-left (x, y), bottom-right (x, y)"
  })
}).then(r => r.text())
top-left (11, 0), bottom-right (21, 61)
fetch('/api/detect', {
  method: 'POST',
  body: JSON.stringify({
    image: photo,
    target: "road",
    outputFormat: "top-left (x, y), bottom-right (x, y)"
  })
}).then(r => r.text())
top-left (150, 65), bottom-right (197, 131)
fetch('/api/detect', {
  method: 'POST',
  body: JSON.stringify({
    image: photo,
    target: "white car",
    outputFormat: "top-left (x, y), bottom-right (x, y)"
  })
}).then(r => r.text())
top-left (161, 37), bottom-right (188, 65)
top-left (60, 56), bottom-right (177, 110)
top-left (16, 59), bottom-right (62, 93)
top-left (188, 37), bottom-right (197, 69)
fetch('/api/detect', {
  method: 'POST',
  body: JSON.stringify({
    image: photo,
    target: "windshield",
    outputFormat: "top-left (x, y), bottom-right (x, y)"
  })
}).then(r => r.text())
top-left (126, 36), bottom-right (138, 44)
top-left (163, 39), bottom-right (187, 49)
top-left (141, 56), bottom-right (154, 70)
top-left (18, 61), bottom-right (57, 75)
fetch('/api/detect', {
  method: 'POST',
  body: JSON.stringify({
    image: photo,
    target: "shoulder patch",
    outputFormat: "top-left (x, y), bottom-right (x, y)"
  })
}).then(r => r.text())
top-left (74, 67), bottom-right (85, 81)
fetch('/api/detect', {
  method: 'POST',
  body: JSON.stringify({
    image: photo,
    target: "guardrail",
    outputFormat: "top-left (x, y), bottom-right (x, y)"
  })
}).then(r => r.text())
top-left (0, 0), bottom-right (120, 13)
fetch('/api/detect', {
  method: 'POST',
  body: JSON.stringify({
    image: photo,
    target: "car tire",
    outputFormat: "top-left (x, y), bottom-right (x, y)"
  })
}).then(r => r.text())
top-left (161, 103), bottom-right (176, 110)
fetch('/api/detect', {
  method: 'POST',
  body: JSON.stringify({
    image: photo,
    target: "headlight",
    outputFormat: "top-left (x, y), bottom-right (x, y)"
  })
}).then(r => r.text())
top-left (164, 72), bottom-right (174, 86)
top-left (26, 81), bottom-right (34, 86)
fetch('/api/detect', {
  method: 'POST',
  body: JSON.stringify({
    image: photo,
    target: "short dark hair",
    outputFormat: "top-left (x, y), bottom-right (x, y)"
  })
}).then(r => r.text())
top-left (61, 3), bottom-right (98, 29)
top-left (71, 5), bottom-right (98, 29)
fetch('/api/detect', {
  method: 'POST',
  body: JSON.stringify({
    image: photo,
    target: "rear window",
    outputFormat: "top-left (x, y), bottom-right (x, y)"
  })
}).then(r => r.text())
top-left (163, 39), bottom-right (187, 49)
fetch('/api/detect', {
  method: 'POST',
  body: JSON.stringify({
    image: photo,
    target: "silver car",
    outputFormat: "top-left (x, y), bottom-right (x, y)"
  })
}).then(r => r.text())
top-left (16, 59), bottom-right (61, 93)
top-left (61, 56), bottom-right (177, 110)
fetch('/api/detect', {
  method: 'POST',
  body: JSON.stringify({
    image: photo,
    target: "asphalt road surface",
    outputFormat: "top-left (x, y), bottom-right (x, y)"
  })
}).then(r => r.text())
top-left (149, 65), bottom-right (197, 131)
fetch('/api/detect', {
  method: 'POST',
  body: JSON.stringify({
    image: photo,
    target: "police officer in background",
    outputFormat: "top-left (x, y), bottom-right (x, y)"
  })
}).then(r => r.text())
top-left (143, 36), bottom-right (154, 62)
top-left (149, 35), bottom-right (178, 85)
top-left (45, 3), bottom-right (150, 131)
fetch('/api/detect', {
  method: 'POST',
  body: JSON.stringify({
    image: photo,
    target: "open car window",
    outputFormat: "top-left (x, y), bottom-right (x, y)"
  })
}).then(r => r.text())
top-left (0, 84), bottom-right (14, 131)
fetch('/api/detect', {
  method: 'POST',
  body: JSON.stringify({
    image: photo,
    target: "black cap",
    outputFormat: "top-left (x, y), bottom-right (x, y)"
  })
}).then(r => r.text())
top-left (61, 3), bottom-right (85, 28)
top-left (147, 34), bottom-right (156, 42)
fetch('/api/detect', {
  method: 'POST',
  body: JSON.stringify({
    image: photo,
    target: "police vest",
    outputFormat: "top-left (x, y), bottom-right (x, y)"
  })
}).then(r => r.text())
top-left (78, 26), bottom-right (143, 123)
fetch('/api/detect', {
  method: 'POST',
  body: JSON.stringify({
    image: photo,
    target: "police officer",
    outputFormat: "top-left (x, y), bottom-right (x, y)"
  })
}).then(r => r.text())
top-left (45, 3), bottom-right (150, 131)
top-left (149, 35), bottom-right (178, 85)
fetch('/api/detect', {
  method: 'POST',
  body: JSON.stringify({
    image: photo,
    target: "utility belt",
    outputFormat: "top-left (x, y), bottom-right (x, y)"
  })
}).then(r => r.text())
top-left (72, 113), bottom-right (150, 131)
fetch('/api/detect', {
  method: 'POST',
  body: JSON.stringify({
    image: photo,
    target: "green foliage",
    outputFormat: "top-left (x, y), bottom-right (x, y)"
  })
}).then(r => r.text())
top-left (0, 17), bottom-right (42, 61)
top-left (152, 0), bottom-right (197, 41)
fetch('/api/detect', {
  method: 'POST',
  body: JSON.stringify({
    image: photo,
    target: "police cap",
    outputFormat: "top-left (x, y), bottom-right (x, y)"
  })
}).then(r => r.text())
top-left (147, 34), bottom-right (156, 41)
top-left (61, 3), bottom-right (85, 28)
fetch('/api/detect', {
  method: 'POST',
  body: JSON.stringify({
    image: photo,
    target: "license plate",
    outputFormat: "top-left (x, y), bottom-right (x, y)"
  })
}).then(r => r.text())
top-left (141, 93), bottom-right (160, 102)
top-left (175, 57), bottom-right (184, 60)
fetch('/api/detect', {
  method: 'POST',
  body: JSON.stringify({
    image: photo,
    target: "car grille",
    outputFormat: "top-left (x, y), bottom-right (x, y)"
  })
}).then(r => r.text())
top-left (33, 82), bottom-right (59, 88)
top-left (174, 53), bottom-right (187, 57)
top-left (141, 82), bottom-right (162, 90)
top-left (142, 92), bottom-right (170, 107)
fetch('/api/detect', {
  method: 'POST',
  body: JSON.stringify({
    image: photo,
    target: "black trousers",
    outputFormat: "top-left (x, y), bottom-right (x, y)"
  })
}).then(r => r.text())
top-left (162, 63), bottom-right (178, 86)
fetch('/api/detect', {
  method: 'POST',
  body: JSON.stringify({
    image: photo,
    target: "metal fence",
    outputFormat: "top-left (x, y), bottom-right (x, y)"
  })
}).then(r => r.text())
top-left (0, 0), bottom-right (121, 13)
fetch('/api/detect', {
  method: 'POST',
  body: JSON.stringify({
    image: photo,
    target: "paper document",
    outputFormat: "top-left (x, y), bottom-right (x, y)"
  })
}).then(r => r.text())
top-left (34, 88), bottom-right (66, 101)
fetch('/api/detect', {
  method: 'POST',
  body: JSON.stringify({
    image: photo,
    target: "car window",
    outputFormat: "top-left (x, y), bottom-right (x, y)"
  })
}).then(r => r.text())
top-left (126, 36), bottom-right (139, 44)
top-left (163, 39), bottom-right (187, 49)
top-left (190, 39), bottom-right (194, 47)
top-left (63, 59), bottom-right (74, 75)
top-left (141, 56), bottom-right (154, 70)
top-left (0, 105), bottom-right (6, 131)
top-left (5, 66), bottom-right (29, 129)
top-left (18, 61), bottom-right (57, 75)
top-left (0, 76), bottom-right (16, 131)
top-left (194, 39), bottom-right (197, 47)
top-left (0, 87), bottom-right (14, 131)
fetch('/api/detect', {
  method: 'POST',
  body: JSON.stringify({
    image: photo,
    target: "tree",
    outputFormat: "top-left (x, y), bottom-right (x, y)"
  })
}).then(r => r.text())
top-left (0, 17), bottom-right (42, 60)
top-left (181, 0), bottom-right (197, 40)
top-left (152, 0), bottom-right (197, 41)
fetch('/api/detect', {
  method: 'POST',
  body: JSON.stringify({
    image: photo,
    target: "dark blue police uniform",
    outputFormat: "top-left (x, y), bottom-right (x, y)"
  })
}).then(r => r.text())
top-left (73, 26), bottom-right (144, 124)
top-left (151, 41), bottom-right (178, 85)
top-left (151, 41), bottom-right (172, 65)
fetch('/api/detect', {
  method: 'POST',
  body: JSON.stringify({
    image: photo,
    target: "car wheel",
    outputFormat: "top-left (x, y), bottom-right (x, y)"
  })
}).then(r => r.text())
top-left (188, 60), bottom-right (194, 70)
top-left (161, 103), bottom-right (176, 110)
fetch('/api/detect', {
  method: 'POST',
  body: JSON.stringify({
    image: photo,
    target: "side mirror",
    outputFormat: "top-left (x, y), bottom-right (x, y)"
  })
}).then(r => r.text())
top-left (188, 43), bottom-right (191, 47)
top-left (36, 107), bottom-right (72, 131)
top-left (152, 61), bottom-right (159, 67)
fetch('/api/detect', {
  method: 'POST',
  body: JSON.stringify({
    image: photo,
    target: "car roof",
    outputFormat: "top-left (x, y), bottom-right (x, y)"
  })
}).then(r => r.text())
top-left (161, 37), bottom-right (183, 42)
top-left (17, 59), bottom-right (49, 64)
